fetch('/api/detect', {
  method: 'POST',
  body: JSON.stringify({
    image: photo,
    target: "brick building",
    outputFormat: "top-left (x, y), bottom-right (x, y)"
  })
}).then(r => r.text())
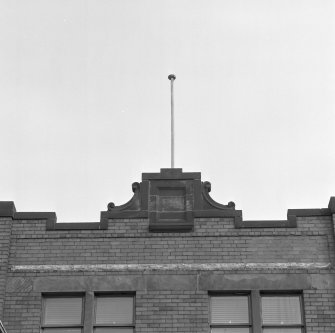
top-left (0, 168), bottom-right (334, 332)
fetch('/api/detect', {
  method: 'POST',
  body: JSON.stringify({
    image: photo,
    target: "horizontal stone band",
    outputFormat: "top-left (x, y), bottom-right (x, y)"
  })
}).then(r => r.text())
top-left (10, 262), bottom-right (331, 272)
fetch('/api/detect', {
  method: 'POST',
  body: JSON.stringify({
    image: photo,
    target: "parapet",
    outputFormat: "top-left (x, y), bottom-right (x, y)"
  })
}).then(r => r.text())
top-left (0, 170), bottom-right (334, 232)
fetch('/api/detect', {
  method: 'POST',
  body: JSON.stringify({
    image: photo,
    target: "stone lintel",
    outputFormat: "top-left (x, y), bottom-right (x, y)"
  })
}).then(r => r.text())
top-left (6, 272), bottom-right (335, 294)
top-left (10, 262), bottom-right (331, 273)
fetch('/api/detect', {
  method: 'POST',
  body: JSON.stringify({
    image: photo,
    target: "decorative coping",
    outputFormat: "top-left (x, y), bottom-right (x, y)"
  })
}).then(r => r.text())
top-left (142, 168), bottom-right (201, 180)
top-left (0, 201), bottom-right (106, 230)
top-left (0, 178), bottom-right (334, 231)
top-left (328, 196), bottom-right (335, 213)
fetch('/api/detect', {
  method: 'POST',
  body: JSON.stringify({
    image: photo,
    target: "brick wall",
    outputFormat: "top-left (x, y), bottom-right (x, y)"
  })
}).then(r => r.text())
top-left (1, 214), bottom-right (335, 332)
top-left (0, 218), bottom-right (11, 318)
top-left (7, 217), bottom-right (333, 266)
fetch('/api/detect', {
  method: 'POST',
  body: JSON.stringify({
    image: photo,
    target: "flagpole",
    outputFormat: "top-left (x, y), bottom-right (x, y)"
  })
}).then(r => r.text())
top-left (168, 74), bottom-right (176, 168)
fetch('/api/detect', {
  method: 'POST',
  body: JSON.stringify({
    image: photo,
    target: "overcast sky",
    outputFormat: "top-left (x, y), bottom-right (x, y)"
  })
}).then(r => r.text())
top-left (0, 0), bottom-right (334, 222)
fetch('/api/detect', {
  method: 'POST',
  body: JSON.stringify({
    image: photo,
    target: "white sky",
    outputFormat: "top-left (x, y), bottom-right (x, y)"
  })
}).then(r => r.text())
top-left (0, 0), bottom-right (334, 222)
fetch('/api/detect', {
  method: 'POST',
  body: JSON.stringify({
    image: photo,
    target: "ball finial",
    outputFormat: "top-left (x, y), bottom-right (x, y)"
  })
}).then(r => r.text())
top-left (168, 74), bottom-right (176, 80)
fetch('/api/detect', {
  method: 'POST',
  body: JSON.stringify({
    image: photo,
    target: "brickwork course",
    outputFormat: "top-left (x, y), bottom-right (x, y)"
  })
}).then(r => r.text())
top-left (0, 169), bottom-right (335, 332)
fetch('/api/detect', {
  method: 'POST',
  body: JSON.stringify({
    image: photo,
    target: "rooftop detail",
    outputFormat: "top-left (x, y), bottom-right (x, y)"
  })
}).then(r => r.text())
top-left (104, 168), bottom-right (236, 232)
top-left (0, 172), bottom-right (334, 231)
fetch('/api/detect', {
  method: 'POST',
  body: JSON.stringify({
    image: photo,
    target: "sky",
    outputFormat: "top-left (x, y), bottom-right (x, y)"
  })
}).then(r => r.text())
top-left (0, 0), bottom-right (334, 222)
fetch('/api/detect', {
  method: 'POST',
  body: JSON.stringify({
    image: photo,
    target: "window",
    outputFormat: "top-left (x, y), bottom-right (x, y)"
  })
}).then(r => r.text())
top-left (210, 292), bottom-right (305, 333)
top-left (261, 294), bottom-right (304, 333)
top-left (210, 294), bottom-right (251, 333)
top-left (41, 295), bottom-right (84, 333)
top-left (94, 295), bottom-right (135, 333)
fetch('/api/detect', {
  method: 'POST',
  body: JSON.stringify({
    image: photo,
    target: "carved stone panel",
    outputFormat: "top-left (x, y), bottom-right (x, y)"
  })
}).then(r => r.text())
top-left (148, 180), bottom-right (194, 232)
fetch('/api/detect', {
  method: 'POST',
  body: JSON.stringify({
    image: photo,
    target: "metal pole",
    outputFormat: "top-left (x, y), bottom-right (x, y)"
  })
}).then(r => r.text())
top-left (0, 321), bottom-right (7, 333)
top-left (168, 74), bottom-right (176, 168)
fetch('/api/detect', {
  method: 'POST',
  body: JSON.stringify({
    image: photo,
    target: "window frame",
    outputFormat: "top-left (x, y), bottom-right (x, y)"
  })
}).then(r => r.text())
top-left (209, 292), bottom-right (253, 332)
top-left (209, 291), bottom-right (306, 333)
top-left (93, 292), bottom-right (135, 332)
top-left (261, 292), bottom-right (306, 333)
top-left (41, 293), bottom-right (85, 332)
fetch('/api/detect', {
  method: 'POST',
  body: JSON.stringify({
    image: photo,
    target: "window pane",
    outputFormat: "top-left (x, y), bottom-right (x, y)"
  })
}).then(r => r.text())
top-left (211, 329), bottom-right (250, 333)
top-left (262, 296), bottom-right (301, 325)
top-left (211, 296), bottom-right (249, 324)
top-left (42, 329), bottom-right (82, 333)
top-left (94, 329), bottom-right (133, 333)
top-left (95, 297), bottom-right (133, 324)
top-left (263, 329), bottom-right (302, 333)
top-left (44, 297), bottom-right (82, 325)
